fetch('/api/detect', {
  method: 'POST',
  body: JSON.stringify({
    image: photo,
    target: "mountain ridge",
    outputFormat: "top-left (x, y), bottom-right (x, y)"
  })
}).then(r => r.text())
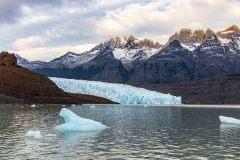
top-left (15, 25), bottom-right (240, 84)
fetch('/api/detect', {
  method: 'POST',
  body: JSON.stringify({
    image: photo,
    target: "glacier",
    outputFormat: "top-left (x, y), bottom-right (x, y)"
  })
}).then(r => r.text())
top-left (219, 116), bottom-right (240, 124)
top-left (50, 77), bottom-right (181, 104)
top-left (55, 108), bottom-right (107, 132)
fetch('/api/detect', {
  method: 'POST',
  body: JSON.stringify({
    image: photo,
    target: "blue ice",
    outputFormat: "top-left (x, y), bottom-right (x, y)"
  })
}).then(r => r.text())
top-left (25, 130), bottom-right (42, 140)
top-left (219, 116), bottom-right (240, 124)
top-left (50, 77), bottom-right (182, 105)
top-left (55, 108), bottom-right (107, 132)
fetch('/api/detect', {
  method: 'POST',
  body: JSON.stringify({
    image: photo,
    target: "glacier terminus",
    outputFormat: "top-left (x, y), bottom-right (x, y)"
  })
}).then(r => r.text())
top-left (50, 77), bottom-right (181, 105)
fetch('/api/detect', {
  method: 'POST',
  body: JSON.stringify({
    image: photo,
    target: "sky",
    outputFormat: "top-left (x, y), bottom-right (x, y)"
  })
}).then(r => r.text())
top-left (0, 0), bottom-right (240, 61)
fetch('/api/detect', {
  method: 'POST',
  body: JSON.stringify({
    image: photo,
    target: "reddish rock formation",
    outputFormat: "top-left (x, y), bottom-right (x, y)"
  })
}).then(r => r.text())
top-left (168, 28), bottom-right (207, 46)
top-left (0, 52), bottom-right (114, 104)
top-left (217, 24), bottom-right (240, 39)
top-left (0, 51), bottom-right (17, 66)
top-left (167, 25), bottom-right (240, 46)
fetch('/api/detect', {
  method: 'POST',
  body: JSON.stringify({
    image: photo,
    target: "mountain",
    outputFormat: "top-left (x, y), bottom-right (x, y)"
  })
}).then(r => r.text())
top-left (15, 54), bottom-right (46, 70)
top-left (18, 35), bottom-right (162, 83)
top-left (130, 26), bottom-right (240, 84)
top-left (16, 25), bottom-right (240, 84)
top-left (128, 40), bottom-right (196, 83)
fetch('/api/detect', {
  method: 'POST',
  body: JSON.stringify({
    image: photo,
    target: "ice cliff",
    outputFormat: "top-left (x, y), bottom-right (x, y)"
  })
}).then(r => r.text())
top-left (50, 77), bottom-right (181, 104)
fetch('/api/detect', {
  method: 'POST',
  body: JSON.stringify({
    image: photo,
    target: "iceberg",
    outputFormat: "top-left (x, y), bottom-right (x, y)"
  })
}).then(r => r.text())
top-left (90, 105), bottom-right (96, 108)
top-left (55, 108), bottom-right (107, 132)
top-left (25, 130), bottom-right (42, 140)
top-left (219, 116), bottom-right (240, 124)
top-left (50, 77), bottom-right (181, 105)
top-left (30, 104), bottom-right (38, 108)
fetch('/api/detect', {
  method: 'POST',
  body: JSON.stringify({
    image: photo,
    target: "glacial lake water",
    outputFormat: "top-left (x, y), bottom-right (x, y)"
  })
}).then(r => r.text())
top-left (1, 105), bottom-right (240, 159)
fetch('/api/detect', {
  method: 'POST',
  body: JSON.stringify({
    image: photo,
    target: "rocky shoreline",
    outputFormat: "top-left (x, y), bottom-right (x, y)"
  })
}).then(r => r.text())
top-left (136, 74), bottom-right (240, 104)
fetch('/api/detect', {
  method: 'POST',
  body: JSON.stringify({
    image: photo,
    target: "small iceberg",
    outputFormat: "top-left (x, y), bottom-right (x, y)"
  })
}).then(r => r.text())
top-left (90, 105), bottom-right (95, 108)
top-left (55, 108), bottom-right (107, 132)
top-left (25, 130), bottom-right (42, 140)
top-left (31, 104), bottom-right (38, 108)
top-left (219, 116), bottom-right (240, 124)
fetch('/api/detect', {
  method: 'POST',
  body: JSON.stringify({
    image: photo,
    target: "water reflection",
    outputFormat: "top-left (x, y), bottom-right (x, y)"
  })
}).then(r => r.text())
top-left (60, 130), bottom-right (102, 141)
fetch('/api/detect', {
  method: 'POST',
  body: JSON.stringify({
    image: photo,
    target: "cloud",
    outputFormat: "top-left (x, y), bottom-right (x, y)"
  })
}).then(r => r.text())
top-left (0, 0), bottom-right (240, 61)
top-left (95, 0), bottom-right (240, 42)
top-left (13, 36), bottom-right (47, 50)
top-left (0, 0), bottom-right (62, 24)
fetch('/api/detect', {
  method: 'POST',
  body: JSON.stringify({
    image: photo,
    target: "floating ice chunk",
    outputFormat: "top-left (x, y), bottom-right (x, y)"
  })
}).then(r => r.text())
top-left (31, 104), bottom-right (38, 108)
top-left (30, 104), bottom-right (38, 108)
top-left (25, 130), bottom-right (42, 140)
top-left (219, 116), bottom-right (240, 124)
top-left (144, 104), bottom-right (148, 107)
top-left (50, 77), bottom-right (182, 105)
top-left (55, 108), bottom-right (107, 132)
top-left (90, 105), bottom-right (95, 108)
top-left (72, 104), bottom-right (76, 107)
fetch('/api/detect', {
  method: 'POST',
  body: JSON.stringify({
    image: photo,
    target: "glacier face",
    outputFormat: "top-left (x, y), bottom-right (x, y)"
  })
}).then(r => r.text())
top-left (50, 77), bottom-right (181, 104)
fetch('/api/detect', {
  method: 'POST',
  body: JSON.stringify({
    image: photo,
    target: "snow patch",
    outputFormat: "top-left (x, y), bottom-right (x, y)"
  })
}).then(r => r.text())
top-left (180, 43), bottom-right (198, 51)
top-left (113, 48), bottom-right (159, 63)
top-left (218, 37), bottom-right (230, 44)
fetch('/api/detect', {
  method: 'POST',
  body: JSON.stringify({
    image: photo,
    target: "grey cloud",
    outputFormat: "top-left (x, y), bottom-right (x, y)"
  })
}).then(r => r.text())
top-left (1, 0), bottom-right (240, 61)
top-left (0, 0), bottom-right (62, 23)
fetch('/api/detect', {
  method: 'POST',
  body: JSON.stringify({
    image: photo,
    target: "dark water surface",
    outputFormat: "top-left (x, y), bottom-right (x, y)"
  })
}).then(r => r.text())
top-left (1, 105), bottom-right (240, 160)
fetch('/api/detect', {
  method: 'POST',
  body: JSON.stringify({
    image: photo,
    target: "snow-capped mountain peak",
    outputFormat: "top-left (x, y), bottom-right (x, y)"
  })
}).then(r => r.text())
top-left (16, 25), bottom-right (240, 81)
top-left (167, 25), bottom-right (240, 53)
top-left (15, 54), bottom-right (46, 69)
top-left (100, 35), bottom-right (162, 63)
top-left (46, 50), bottom-right (99, 69)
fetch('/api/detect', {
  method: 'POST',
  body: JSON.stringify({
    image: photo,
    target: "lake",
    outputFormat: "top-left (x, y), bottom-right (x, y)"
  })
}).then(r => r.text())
top-left (1, 105), bottom-right (240, 159)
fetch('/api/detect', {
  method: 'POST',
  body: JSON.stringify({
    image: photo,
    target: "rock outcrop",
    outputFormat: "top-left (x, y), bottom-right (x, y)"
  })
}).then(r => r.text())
top-left (0, 51), bottom-right (17, 66)
top-left (168, 28), bottom-right (217, 46)
top-left (0, 52), bottom-right (114, 104)
top-left (217, 24), bottom-right (240, 39)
